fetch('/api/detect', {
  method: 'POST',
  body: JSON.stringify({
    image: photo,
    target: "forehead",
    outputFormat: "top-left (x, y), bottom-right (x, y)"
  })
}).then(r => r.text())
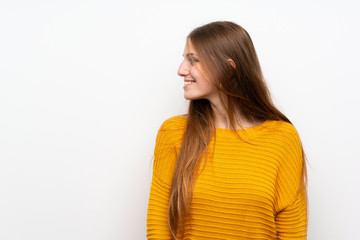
top-left (183, 40), bottom-right (198, 56)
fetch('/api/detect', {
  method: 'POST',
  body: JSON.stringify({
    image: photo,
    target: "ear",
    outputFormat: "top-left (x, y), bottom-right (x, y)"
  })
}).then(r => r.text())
top-left (227, 59), bottom-right (236, 69)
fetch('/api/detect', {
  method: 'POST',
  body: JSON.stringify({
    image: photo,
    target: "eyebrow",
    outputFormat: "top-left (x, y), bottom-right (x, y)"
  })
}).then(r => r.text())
top-left (182, 53), bottom-right (198, 58)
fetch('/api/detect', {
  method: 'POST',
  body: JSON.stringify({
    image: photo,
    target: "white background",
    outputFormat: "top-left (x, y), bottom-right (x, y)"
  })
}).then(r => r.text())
top-left (1, 0), bottom-right (359, 239)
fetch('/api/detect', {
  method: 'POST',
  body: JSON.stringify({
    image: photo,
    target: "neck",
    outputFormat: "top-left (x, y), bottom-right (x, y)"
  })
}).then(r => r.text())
top-left (210, 101), bottom-right (230, 128)
top-left (209, 97), bottom-right (259, 129)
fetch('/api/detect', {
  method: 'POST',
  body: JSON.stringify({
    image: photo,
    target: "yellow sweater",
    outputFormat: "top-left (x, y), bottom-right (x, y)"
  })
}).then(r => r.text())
top-left (147, 115), bottom-right (307, 239)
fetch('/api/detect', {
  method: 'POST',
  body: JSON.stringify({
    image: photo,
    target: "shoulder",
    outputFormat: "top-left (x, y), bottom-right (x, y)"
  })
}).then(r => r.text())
top-left (264, 120), bottom-right (303, 159)
top-left (155, 115), bottom-right (187, 147)
top-left (266, 120), bottom-right (303, 167)
top-left (265, 120), bottom-right (301, 145)
top-left (153, 115), bottom-right (187, 183)
top-left (158, 115), bottom-right (187, 132)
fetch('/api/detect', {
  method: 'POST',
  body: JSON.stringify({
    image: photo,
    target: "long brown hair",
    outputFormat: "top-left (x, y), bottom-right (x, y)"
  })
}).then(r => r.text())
top-left (168, 21), bottom-right (307, 239)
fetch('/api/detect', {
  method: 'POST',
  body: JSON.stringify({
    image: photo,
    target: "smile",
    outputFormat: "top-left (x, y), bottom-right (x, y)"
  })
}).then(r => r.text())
top-left (184, 80), bottom-right (196, 86)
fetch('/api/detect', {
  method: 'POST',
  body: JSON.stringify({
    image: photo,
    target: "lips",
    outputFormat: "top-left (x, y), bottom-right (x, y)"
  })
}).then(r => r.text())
top-left (184, 79), bottom-right (196, 86)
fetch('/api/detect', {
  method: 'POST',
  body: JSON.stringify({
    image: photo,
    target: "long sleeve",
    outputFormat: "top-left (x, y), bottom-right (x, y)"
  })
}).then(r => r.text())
top-left (274, 125), bottom-right (308, 239)
top-left (275, 187), bottom-right (307, 239)
top-left (146, 175), bottom-right (172, 239)
top-left (146, 117), bottom-right (184, 239)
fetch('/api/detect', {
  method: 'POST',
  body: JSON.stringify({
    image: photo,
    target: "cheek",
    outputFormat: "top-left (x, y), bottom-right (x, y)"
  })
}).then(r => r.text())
top-left (198, 77), bottom-right (214, 90)
top-left (190, 68), bottom-right (216, 90)
top-left (191, 70), bottom-right (207, 84)
top-left (205, 84), bottom-right (216, 94)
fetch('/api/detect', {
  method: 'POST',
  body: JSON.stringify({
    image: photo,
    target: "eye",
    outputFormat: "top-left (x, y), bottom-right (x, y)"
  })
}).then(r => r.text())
top-left (189, 57), bottom-right (199, 66)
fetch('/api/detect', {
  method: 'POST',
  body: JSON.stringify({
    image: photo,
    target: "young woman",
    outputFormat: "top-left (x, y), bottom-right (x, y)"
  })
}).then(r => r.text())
top-left (147, 21), bottom-right (307, 240)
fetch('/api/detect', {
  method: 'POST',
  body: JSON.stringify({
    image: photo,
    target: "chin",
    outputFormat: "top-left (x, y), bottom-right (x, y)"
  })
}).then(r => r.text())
top-left (184, 95), bottom-right (204, 101)
top-left (184, 94), bottom-right (197, 100)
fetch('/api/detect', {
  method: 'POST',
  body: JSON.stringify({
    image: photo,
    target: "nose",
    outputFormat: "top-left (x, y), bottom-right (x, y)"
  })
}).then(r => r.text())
top-left (177, 60), bottom-right (190, 77)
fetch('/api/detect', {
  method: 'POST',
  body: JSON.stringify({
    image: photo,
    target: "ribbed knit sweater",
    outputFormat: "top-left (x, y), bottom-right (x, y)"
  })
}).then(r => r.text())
top-left (147, 115), bottom-right (307, 239)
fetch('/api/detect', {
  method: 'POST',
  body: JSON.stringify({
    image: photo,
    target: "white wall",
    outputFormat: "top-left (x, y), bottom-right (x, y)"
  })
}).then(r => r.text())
top-left (0, 0), bottom-right (359, 239)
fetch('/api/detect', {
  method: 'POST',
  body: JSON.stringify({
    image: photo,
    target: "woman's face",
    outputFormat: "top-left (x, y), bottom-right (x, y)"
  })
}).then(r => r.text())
top-left (178, 40), bottom-right (218, 102)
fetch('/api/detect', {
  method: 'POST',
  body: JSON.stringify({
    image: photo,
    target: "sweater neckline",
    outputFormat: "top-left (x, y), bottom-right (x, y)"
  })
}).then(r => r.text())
top-left (215, 120), bottom-right (271, 138)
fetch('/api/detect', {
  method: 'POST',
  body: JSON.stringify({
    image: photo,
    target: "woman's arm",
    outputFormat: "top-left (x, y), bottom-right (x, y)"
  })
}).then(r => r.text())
top-left (146, 119), bottom-right (180, 239)
top-left (275, 187), bottom-right (307, 239)
top-left (275, 125), bottom-right (308, 239)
